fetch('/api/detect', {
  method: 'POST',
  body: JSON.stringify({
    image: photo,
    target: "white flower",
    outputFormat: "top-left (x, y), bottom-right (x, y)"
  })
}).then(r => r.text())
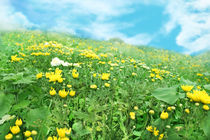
top-left (51, 57), bottom-right (64, 66)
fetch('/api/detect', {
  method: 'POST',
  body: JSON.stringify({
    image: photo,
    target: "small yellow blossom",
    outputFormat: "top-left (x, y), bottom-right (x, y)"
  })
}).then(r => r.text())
top-left (146, 126), bottom-right (153, 132)
top-left (31, 130), bottom-right (37, 135)
top-left (59, 89), bottom-right (69, 98)
top-left (24, 131), bottom-right (31, 137)
top-left (185, 109), bottom-right (190, 114)
top-left (10, 126), bottom-right (20, 134)
top-left (90, 85), bottom-right (97, 89)
top-left (158, 133), bottom-right (164, 140)
top-left (203, 105), bottom-right (209, 111)
top-left (56, 128), bottom-right (66, 138)
top-left (132, 73), bottom-right (137, 76)
top-left (104, 83), bottom-right (110, 87)
top-left (26, 137), bottom-right (33, 140)
top-left (49, 87), bottom-right (56, 96)
top-left (69, 90), bottom-right (76, 96)
top-left (47, 137), bottom-right (53, 140)
top-left (5, 133), bottom-right (13, 140)
top-left (153, 127), bottom-right (159, 136)
top-left (67, 85), bottom-right (72, 88)
top-left (134, 106), bottom-right (138, 110)
top-left (167, 107), bottom-right (172, 111)
top-left (160, 111), bottom-right (169, 119)
top-left (181, 85), bottom-right (194, 92)
top-left (15, 118), bottom-right (22, 126)
top-left (149, 110), bottom-right (155, 115)
top-left (129, 112), bottom-right (135, 120)
top-left (36, 72), bottom-right (43, 79)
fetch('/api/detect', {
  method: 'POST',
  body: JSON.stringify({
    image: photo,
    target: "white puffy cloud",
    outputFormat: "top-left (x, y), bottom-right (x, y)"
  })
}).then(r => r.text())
top-left (0, 0), bottom-right (34, 31)
top-left (163, 0), bottom-right (210, 54)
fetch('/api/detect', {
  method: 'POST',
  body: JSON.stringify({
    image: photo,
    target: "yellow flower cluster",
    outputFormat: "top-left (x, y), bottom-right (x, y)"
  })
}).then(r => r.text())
top-left (79, 50), bottom-right (100, 59)
top-left (11, 55), bottom-right (24, 62)
top-left (46, 68), bottom-right (64, 83)
top-left (146, 126), bottom-right (164, 139)
top-left (47, 127), bottom-right (71, 140)
top-left (31, 52), bottom-right (50, 56)
top-left (187, 90), bottom-right (210, 104)
top-left (181, 85), bottom-right (194, 92)
top-left (72, 69), bottom-right (79, 79)
top-left (101, 73), bottom-right (110, 80)
top-left (5, 118), bottom-right (37, 140)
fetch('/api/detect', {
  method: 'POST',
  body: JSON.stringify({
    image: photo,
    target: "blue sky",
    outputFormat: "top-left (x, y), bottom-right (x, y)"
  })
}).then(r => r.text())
top-left (0, 0), bottom-right (210, 54)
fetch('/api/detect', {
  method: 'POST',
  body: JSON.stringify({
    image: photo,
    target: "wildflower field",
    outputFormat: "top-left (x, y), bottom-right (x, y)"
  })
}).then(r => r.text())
top-left (0, 31), bottom-right (210, 140)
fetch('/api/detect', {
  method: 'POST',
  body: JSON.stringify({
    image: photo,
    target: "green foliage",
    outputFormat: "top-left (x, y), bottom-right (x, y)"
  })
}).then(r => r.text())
top-left (0, 31), bottom-right (209, 140)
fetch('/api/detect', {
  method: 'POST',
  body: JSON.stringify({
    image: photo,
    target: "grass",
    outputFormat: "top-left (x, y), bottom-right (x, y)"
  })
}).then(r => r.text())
top-left (0, 31), bottom-right (209, 140)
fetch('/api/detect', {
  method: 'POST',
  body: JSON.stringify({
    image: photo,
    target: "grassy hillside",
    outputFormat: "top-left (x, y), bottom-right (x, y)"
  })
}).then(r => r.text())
top-left (0, 31), bottom-right (210, 140)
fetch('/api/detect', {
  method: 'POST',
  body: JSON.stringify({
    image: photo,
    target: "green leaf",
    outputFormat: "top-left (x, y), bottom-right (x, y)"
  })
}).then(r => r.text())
top-left (133, 131), bottom-right (142, 137)
top-left (200, 112), bottom-right (210, 138)
top-left (180, 78), bottom-right (196, 85)
top-left (152, 87), bottom-right (179, 105)
top-left (12, 100), bottom-right (30, 111)
top-left (25, 107), bottom-right (50, 127)
top-left (13, 76), bottom-right (35, 84)
top-left (204, 85), bottom-right (210, 91)
top-left (0, 93), bottom-right (15, 118)
top-left (72, 122), bottom-right (83, 132)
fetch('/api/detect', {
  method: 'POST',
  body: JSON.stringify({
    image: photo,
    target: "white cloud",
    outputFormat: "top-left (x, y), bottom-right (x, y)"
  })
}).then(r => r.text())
top-left (0, 0), bottom-right (34, 31)
top-left (163, 0), bottom-right (210, 54)
top-left (82, 21), bottom-right (152, 45)
top-left (43, 0), bottom-right (152, 45)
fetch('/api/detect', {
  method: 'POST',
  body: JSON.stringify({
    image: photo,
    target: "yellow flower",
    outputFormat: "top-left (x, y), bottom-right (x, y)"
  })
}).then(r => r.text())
top-left (152, 79), bottom-right (155, 82)
top-left (10, 126), bottom-right (20, 134)
top-left (146, 126), bottom-right (153, 132)
top-left (90, 85), bottom-right (97, 89)
top-left (50, 87), bottom-right (56, 96)
top-left (69, 90), bottom-right (76, 96)
top-left (132, 73), bottom-right (137, 76)
top-left (26, 137), bottom-right (33, 140)
top-left (150, 73), bottom-right (155, 78)
top-left (47, 137), bottom-right (53, 140)
top-left (160, 111), bottom-right (169, 119)
top-left (64, 128), bottom-right (71, 135)
top-left (185, 109), bottom-right (190, 114)
top-left (56, 128), bottom-right (66, 138)
top-left (129, 112), bottom-right (135, 120)
top-left (158, 133), bottom-right (164, 140)
top-left (104, 83), bottom-right (110, 87)
top-left (5, 133), bottom-right (13, 140)
top-left (181, 85), bottom-right (194, 92)
top-left (67, 85), bottom-right (72, 88)
top-left (203, 105), bottom-right (209, 111)
top-left (197, 86), bottom-right (201, 89)
top-left (15, 118), bottom-right (22, 126)
top-left (153, 127), bottom-right (159, 136)
top-left (72, 69), bottom-right (79, 78)
top-left (59, 89), bottom-right (69, 98)
top-left (134, 106), bottom-right (138, 110)
top-left (36, 72), bottom-right (43, 79)
top-left (31, 130), bottom-right (37, 135)
top-left (167, 107), bottom-right (172, 111)
top-left (101, 73), bottom-right (110, 80)
top-left (149, 110), bottom-right (155, 115)
top-left (24, 130), bottom-right (31, 137)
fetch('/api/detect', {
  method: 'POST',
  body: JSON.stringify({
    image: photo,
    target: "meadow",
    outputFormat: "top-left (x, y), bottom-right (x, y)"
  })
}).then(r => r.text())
top-left (0, 31), bottom-right (209, 140)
